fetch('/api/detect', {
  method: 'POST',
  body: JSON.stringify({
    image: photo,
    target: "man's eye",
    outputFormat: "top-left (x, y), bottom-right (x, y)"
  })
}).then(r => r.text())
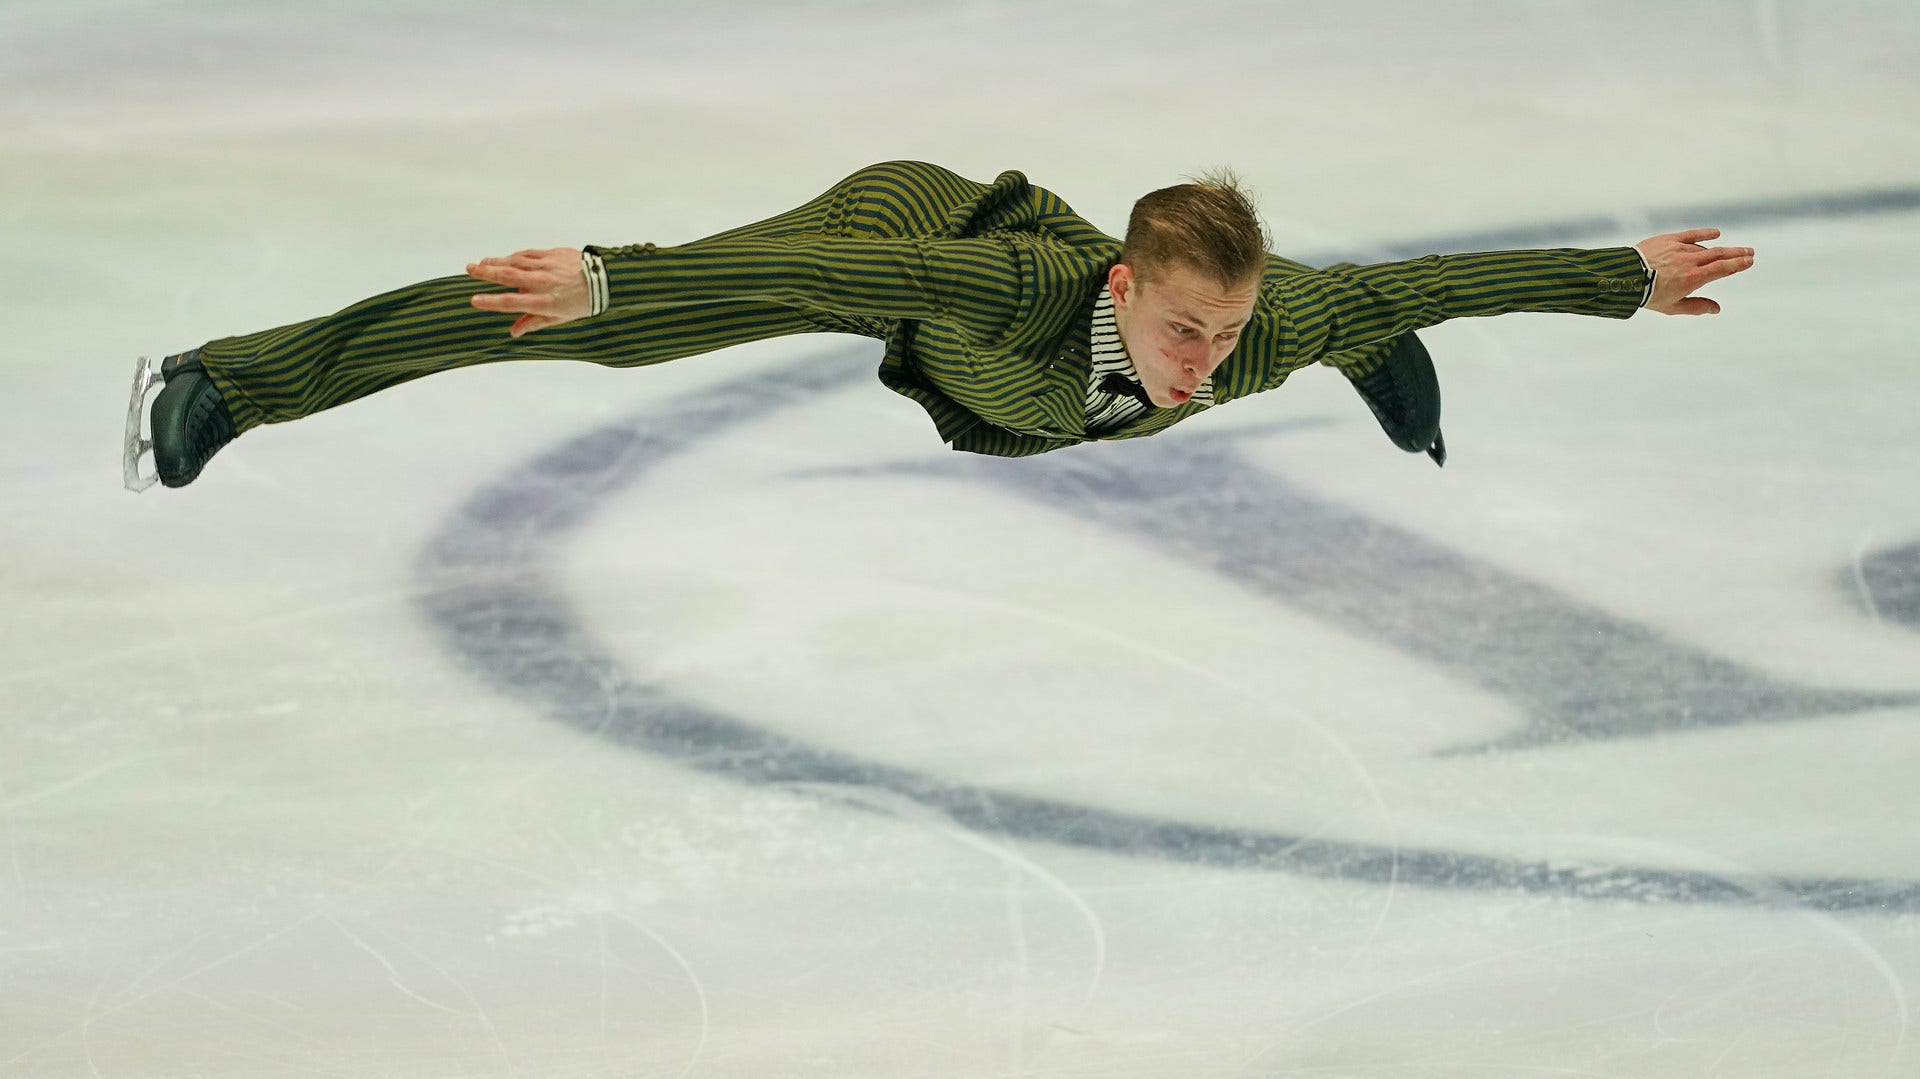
top-left (1172, 325), bottom-right (1194, 336)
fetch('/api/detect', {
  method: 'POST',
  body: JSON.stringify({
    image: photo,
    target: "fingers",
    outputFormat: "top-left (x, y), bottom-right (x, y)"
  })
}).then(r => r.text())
top-left (1672, 248), bottom-right (1753, 299)
top-left (476, 253), bottom-right (537, 284)
top-left (1673, 227), bottom-right (1721, 244)
top-left (465, 259), bottom-right (539, 287)
top-left (466, 249), bottom-right (569, 282)
top-left (466, 250), bottom-right (566, 317)
top-left (471, 248), bottom-right (561, 267)
top-left (1695, 252), bottom-right (1754, 284)
top-left (1649, 295), bottom-right (1721, 316)
top-left (510, 313), bottom-right (572, 338)
top-left (463, 246), bottom-right (587, 336)
top-left (475, 302), bottom-right (563, 336)
top-left (471, 294), bottom-right (566, 335)
top-left (469, 289), bottom-right (556, 314)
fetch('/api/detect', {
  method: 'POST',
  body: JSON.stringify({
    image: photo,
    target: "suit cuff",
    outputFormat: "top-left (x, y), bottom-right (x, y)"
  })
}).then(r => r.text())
top-left (581, 249), bottom-right (611, 317)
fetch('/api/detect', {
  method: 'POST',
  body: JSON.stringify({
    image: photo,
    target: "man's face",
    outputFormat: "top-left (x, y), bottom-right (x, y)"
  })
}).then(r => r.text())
top-left (1109, 261), bottom-right (1259, 408)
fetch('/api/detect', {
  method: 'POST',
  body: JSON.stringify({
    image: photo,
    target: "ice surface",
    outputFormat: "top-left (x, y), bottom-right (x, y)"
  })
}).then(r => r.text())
top-left (3, 2), bottom-right (1918, 1076)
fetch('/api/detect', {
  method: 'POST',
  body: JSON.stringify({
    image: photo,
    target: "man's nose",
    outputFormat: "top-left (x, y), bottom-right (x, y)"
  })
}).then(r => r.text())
top-left (1181, 340), bottom-right (1211, 371)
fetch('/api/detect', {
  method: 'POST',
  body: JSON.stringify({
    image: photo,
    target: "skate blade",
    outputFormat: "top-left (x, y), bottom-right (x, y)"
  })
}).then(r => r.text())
top-left (122, 355), bottom-right (163, 492)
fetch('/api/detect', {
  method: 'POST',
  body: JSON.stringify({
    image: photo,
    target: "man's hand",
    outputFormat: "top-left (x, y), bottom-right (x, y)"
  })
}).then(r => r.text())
top-left (467, 247), bottom-right (590, 337)
top-left (1634, 229), bottom-right (1755, 316)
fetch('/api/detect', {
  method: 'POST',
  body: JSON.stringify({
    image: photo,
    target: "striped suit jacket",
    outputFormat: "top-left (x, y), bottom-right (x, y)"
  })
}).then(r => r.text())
top-left (590, 161), bottom-right (1649, 457)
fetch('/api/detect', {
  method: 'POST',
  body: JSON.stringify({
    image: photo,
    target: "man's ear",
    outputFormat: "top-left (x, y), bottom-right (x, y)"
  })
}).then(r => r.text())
top-left (1108, 261), bottom-right (1137, 311)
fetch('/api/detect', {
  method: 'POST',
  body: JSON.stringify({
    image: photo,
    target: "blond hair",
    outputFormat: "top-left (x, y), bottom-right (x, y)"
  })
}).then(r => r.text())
top-left (1120, 168), bottom-right (1269, 289)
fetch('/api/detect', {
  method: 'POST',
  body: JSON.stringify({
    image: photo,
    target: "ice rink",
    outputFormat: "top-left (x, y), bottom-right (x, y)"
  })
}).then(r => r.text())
top-left (5, 2), bottom-right (1919, 1076)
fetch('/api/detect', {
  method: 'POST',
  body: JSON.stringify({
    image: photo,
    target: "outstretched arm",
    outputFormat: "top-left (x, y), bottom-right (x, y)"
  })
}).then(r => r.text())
top-left (1272, 231), bottom-right (1755, 361)
top-left (1633, 228), bottom-right (1755, 315)
top-left (465, 235), bottom-right (1027, 342)
top-left (1275, 246), bottom-right (1654, 360)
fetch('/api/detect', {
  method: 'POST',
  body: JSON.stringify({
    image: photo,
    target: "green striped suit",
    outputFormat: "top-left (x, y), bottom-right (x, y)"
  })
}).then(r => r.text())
top-left (194, 160), bottom-right (1649, 457)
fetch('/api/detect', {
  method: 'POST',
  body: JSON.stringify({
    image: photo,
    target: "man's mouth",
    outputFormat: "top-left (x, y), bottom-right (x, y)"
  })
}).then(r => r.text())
top-left (1168, 387), bottom-right (1193, 405)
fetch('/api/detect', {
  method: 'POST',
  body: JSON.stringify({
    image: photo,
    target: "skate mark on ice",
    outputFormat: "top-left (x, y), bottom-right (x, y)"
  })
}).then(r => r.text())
top-left (323, 914), bottom-right (474, 1020)
top-left (786, 781), bottom-right (1111, 1016)
top-left (1, 916), bottom-right (325, 1071)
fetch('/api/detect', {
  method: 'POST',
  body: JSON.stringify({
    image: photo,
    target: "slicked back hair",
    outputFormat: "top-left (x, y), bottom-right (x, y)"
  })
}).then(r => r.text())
top-left (1120, 168), bottom-right (1270, 291)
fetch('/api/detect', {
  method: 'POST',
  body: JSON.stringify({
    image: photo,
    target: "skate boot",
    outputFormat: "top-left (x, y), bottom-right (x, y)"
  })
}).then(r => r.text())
top-left (122, 349), bottom-right (236, 491)
top-left (1342, 331), bottom-right (1446, 467)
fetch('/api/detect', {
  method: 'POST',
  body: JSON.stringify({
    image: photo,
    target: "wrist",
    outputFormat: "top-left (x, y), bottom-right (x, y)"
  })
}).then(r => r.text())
top-left (1632, 245), bottom-right (1656, 309)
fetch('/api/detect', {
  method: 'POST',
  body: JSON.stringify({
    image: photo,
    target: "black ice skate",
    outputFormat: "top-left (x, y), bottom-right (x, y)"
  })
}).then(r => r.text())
top-left (1343, 331), bottom-right (1447, 467)
top-left (122, 349), bottom-right (236, 491)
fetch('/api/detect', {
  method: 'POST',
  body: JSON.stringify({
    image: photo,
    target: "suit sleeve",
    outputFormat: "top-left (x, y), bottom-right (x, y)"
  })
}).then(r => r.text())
top-left (1274, 246), bottom-right (1650, 359)
top-left (586, 234), bottom-right (1026, 346)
